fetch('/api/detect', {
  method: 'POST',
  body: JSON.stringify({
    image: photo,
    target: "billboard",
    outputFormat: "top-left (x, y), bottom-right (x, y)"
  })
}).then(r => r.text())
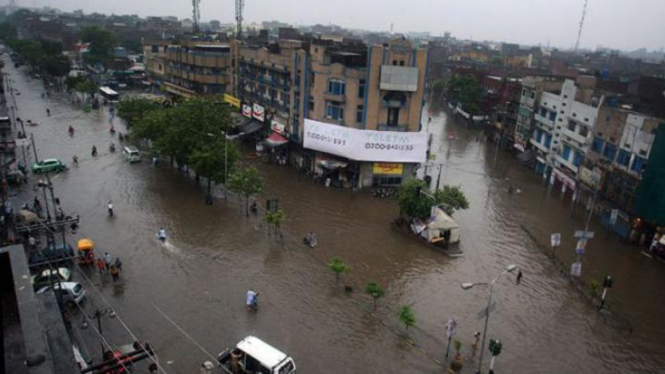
top-left (373, 163), bottom-right (404, 175)
top-left (303, 119), bottom-right (427, 163)
top-left (223, 94), bottom-right (241, 108)
top-left (253, 103), bottom-right (265, 122)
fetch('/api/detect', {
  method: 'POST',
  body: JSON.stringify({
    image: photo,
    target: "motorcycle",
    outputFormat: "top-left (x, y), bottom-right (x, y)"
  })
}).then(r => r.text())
top-left (108, 202), bottom-right (114, 217)
top-left (372, 187), bottom-right (395, 198)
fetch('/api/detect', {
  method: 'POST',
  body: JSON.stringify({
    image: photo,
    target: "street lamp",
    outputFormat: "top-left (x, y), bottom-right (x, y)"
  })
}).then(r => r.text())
top-left (207, 131), bottom-right (243, 200)
top-left (461, 263), bottom-right (517, 374)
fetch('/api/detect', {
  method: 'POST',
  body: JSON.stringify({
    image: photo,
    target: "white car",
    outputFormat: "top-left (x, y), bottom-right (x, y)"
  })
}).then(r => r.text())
top-left (37, 282), bottom-right (86, 304)
top-left (31, 267), bottom-right (72, 290)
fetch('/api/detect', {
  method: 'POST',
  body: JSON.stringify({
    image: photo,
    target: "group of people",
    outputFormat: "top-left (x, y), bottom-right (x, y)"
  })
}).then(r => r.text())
top-left (96, 252), bottom-right (123, 282)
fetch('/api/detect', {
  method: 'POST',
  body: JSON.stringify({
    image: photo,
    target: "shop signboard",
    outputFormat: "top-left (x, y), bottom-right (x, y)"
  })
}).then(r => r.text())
top-left (253, 103), bottom-right (265, 122)
top-left (373, 163), bottom-right (403, 175)
top-left (271, 120), bottom-right (286, 135)
top-left (303, 119), bottom-right (427, 163)
top-left (242, 104), bottom-right (252, 118)
top-left (223, 94), bottom-right (241, 108)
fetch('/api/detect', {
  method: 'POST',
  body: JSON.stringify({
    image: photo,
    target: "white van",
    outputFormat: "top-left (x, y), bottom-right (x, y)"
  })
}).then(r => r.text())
top-left (216, 336), bottom-right (296, 374)
top-left (37, 282), bottom-right (87, 304)
top-left (123, 146), bottom-right (141, 163)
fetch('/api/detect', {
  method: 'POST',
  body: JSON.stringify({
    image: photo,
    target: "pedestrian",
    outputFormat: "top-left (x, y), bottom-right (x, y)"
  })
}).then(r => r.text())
top-left (97, 258), bottom-right (106, 274)
top-left (113, 257), bottom-right (122, 272)
top-left (110, 265), bottom-right (120, 282)
top-left (46, 108), bottom-right (50, 116)
top-left (516, 270), bottom-right (523, 285)
top-left (33, 196), bottom-right (41, 211)
top-left (104, 252), bottom-right (111, 268)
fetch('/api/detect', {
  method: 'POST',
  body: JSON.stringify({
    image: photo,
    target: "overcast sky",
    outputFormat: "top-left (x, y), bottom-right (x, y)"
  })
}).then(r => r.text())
top-left (37, 0), bottom-right (664, 51)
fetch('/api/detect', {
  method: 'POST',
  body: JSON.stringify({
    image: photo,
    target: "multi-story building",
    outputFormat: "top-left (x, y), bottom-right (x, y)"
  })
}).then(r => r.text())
top-left (514, 76), bottom-right (563, 153)
top-left (144, 39), bottom-right (232, 97)
top-left (304, 38), bottom-right (428, 188)
top-left (530, 77), bottom-right (603, 195)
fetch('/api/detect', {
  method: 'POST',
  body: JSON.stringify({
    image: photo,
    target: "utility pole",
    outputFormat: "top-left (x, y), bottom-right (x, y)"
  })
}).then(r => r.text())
top-left (572, 188), bottom-right (597, 277)
top-left (91, 308), bottom-right (114, 358)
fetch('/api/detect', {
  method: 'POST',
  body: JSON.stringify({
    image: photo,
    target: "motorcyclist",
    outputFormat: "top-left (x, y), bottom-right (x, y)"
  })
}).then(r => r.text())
top-left (68, 126), bottom-right (74, 135)
top-left (157, 227), bottom-right (167, 241)
top-left (108, 201), bottom-right (114, 217)
top-left (92, 145), bottom-right (97, 157)
top-left (109, 142), bottom-right (116, 152)
top-left (72, 155), bottom-right (79, 166)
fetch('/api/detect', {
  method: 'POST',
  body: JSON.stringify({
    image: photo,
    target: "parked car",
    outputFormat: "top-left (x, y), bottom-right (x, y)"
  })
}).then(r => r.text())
top-left (37, 282), bottom-right (86, 304)
top-left (30, 267), bottom-right (72, 290)
top-left (32, 159), bottom-right (67, 173)
top-left (28, 244), bottom-right (75, 266)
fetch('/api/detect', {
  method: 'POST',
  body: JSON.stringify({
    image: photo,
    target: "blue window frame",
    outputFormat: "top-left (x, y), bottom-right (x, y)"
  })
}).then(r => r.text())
top-left (616, 149), bottom-right (631, 167)
top-left (573, 151), bottom-right (583, 167)
top-left (631, 156), bottom-right (647, 173)
top-left (533, 129), bottom-right (541, 141)
top-left (540, 107), bottom-right (547, 117)
top-left (591, 137), bottom-right (604, 153)
top-left (549, 111), bottom-right (556, 121)
top-left (328, 80), bottom-right (345, 95)
top-left (603, 143), bottom-right (617, 161)
top-left (544, 133), bottom-right (552, 148)
top-left (325, 101), bottom-right (344, 120)
top-left (563, 145), bottom-right (571, 160)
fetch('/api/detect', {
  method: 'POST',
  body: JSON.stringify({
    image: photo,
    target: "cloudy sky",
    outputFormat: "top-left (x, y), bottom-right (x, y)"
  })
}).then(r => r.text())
top-left (38, 0), bottom-right (664, 51)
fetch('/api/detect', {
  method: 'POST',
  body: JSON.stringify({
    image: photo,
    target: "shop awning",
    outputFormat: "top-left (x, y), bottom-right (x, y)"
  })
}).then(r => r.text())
top-left (264, 131), bottom-right (289, 147)
top-left (233, 119), bottom-right (264, 136)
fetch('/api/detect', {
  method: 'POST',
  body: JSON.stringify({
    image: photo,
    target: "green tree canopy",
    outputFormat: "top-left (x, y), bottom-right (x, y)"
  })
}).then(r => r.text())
top-left (399, 305), bottom-right (416, 333)
top-left (328, 258), bottom-right (350, 284)
top-left (228, 166), bottom-right (264, 216)
top-left (397, 179), bottom-right (470, 218)
top-left (116, 98), bottom-right (161, 128)
top-left (365, 282), bottom-right (385, 310)
top-left (79, 26), bottom-right (117, 65)
top-left (447, 74), bottom-right (482, 115)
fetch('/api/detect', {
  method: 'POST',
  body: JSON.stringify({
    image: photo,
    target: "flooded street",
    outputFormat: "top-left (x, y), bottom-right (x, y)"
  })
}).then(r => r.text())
top-left (6, 56), bottom-right (665, 374)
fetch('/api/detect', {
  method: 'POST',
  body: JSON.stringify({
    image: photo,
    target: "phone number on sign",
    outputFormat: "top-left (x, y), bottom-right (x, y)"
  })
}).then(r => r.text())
top-left (307, 132), bottom-right (347, 146)
top-left (364, 143), bottom-right (414, 151)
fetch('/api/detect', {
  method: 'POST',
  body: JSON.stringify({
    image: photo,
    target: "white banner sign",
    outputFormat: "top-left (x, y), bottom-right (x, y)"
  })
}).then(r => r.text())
top-left (242, 104), bottom-right (252, 118)
top-left (550, 233), bottom-right (561, 247)
top-left (252, 103), bottom-right (265, 122)
top-left (303, 119), bottom-right (427, 163)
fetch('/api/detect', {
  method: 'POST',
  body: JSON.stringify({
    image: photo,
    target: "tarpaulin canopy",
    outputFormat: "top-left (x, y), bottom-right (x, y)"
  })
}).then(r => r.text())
top-left (236, 119), bottom-right (264, 136)
top-left (77, 238), bottom-right (95, 251)
top-left (264, 131), bottom-right (288, 147)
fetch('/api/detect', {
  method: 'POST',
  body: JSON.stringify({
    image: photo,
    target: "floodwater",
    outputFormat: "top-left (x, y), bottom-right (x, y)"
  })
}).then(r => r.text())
top-left (5, 56), bottom-right (665, 374)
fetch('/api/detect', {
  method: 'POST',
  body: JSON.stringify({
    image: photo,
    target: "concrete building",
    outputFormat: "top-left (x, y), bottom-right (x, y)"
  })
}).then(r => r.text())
top-left (514, 76), bottom-right (563, 152)
top-left (144, 39), bottom-right (232, 97)
top-left (305, 37), bottom-right (428, 188)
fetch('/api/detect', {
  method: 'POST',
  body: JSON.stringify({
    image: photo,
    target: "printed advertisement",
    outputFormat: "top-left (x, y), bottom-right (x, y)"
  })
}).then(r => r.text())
top-left (303, 119), bottom-right (427, 163)
top-left (253, 103), bottom-right (265, 122)
top-left (242, 104), bottom-right (252, 118)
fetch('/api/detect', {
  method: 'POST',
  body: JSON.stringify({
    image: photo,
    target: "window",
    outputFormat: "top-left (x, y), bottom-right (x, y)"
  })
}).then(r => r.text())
top-left (563, 145), bottom-right (571, 160)
top-left (530, 92), bottom-right (535, 99)
top-left (603, 143), bottom-right (617, 161)
top-left (563, 94), bottom-right (568, 99)
top-left (540, 107), bottom-right (547, 117)
top-left (356, 105), bottom-right (363, 123)
top-left (591, 136), bottom-right (605, 154)
top-left (522, 90), bottom-right (527, 97)
top-left (151, 45), bottom-right (158, 53)
top-left (387, 108), bottom-right (400, 126)
top-left (544, 133), bottom-right (552, 148)
top-left (548, 111), bottom-right (556, 121)
top-left (572, 112), bottom-right (577, 117)
top-left (392, 60), bottom-right (398, 66)
top-left (616, 149), bottom-right (630, 167)
top-left (308, 100), bottom-right (314, 111)
top-left (325, 101), bottom-right (344, 120)
top-left (579, 126), bottom-right (588, 137)
top-left (399, 60), bottom-right (405, 66)
top-left (358, 79), bottom-right (365, 98)
top-left (567, 120), bottom-right (576, 132)
top-left (631, 156), bottom-right (647, 173)
top-left (573, 151), bottom-right (583, 167)
top-left (533, 129), bottom-right (541, 141)
top-left (328, 80), bottom-right (345, 95)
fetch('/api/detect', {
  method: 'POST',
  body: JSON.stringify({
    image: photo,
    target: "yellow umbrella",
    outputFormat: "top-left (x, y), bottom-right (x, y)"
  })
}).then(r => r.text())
top-left (77, 238), bottom-right (95, 251)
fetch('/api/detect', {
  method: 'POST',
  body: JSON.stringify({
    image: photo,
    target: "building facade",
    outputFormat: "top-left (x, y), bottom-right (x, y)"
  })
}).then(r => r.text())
top-left (144, 39), bottom-right (232, 97)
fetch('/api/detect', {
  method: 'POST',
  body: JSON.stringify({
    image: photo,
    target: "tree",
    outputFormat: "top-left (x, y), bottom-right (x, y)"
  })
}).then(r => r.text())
top-left (190, 138), bottom-right (238, 203)
top-left (328, 258), bottom-right (349, 284)
top-left (431, 79), bottom-right (446, 101)
top-left (364, 282), bottom-right (385, 310)
top-left (399, 305), bottom-right (415, 333)
top-left (397, 178), bottom-right (469, 219)
top-left (116, 98), bottom-right (160, 128)
top-left (79, 26), bottom-right (117, 65)
top-left (266, 209), bottom-right (286, 237)
top-left (42, 54), bottom-right (70, 77)
top-left (447, 74), bottom-right (482, 115)
top-left (74, 80), bottom-right (96, 95)
top-left (228, 166), bottom-right (264, 216)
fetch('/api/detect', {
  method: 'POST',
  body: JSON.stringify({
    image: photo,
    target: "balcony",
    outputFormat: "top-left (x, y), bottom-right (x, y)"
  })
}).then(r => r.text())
top-left (530, 138), bottom-right (550, 153)
top-left (554, 154), bottom-right (578, 174)
top-left (534, 113), bottom-right (555, 129)
top-left (324, 92), bottom-right (345, 102)
top-left (562, 127), bottom-right (587, 148)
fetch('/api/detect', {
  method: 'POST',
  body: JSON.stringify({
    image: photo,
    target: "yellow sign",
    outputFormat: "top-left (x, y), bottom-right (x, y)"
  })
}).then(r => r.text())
top-left (373, 163), bottom-right (403, 175)
top-left (223, 94), bottom-right (241, 108)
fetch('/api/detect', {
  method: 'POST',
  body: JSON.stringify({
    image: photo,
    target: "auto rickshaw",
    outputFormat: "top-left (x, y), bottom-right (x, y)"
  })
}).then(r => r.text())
top-left (77, 238), bottom-right (95, 265)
